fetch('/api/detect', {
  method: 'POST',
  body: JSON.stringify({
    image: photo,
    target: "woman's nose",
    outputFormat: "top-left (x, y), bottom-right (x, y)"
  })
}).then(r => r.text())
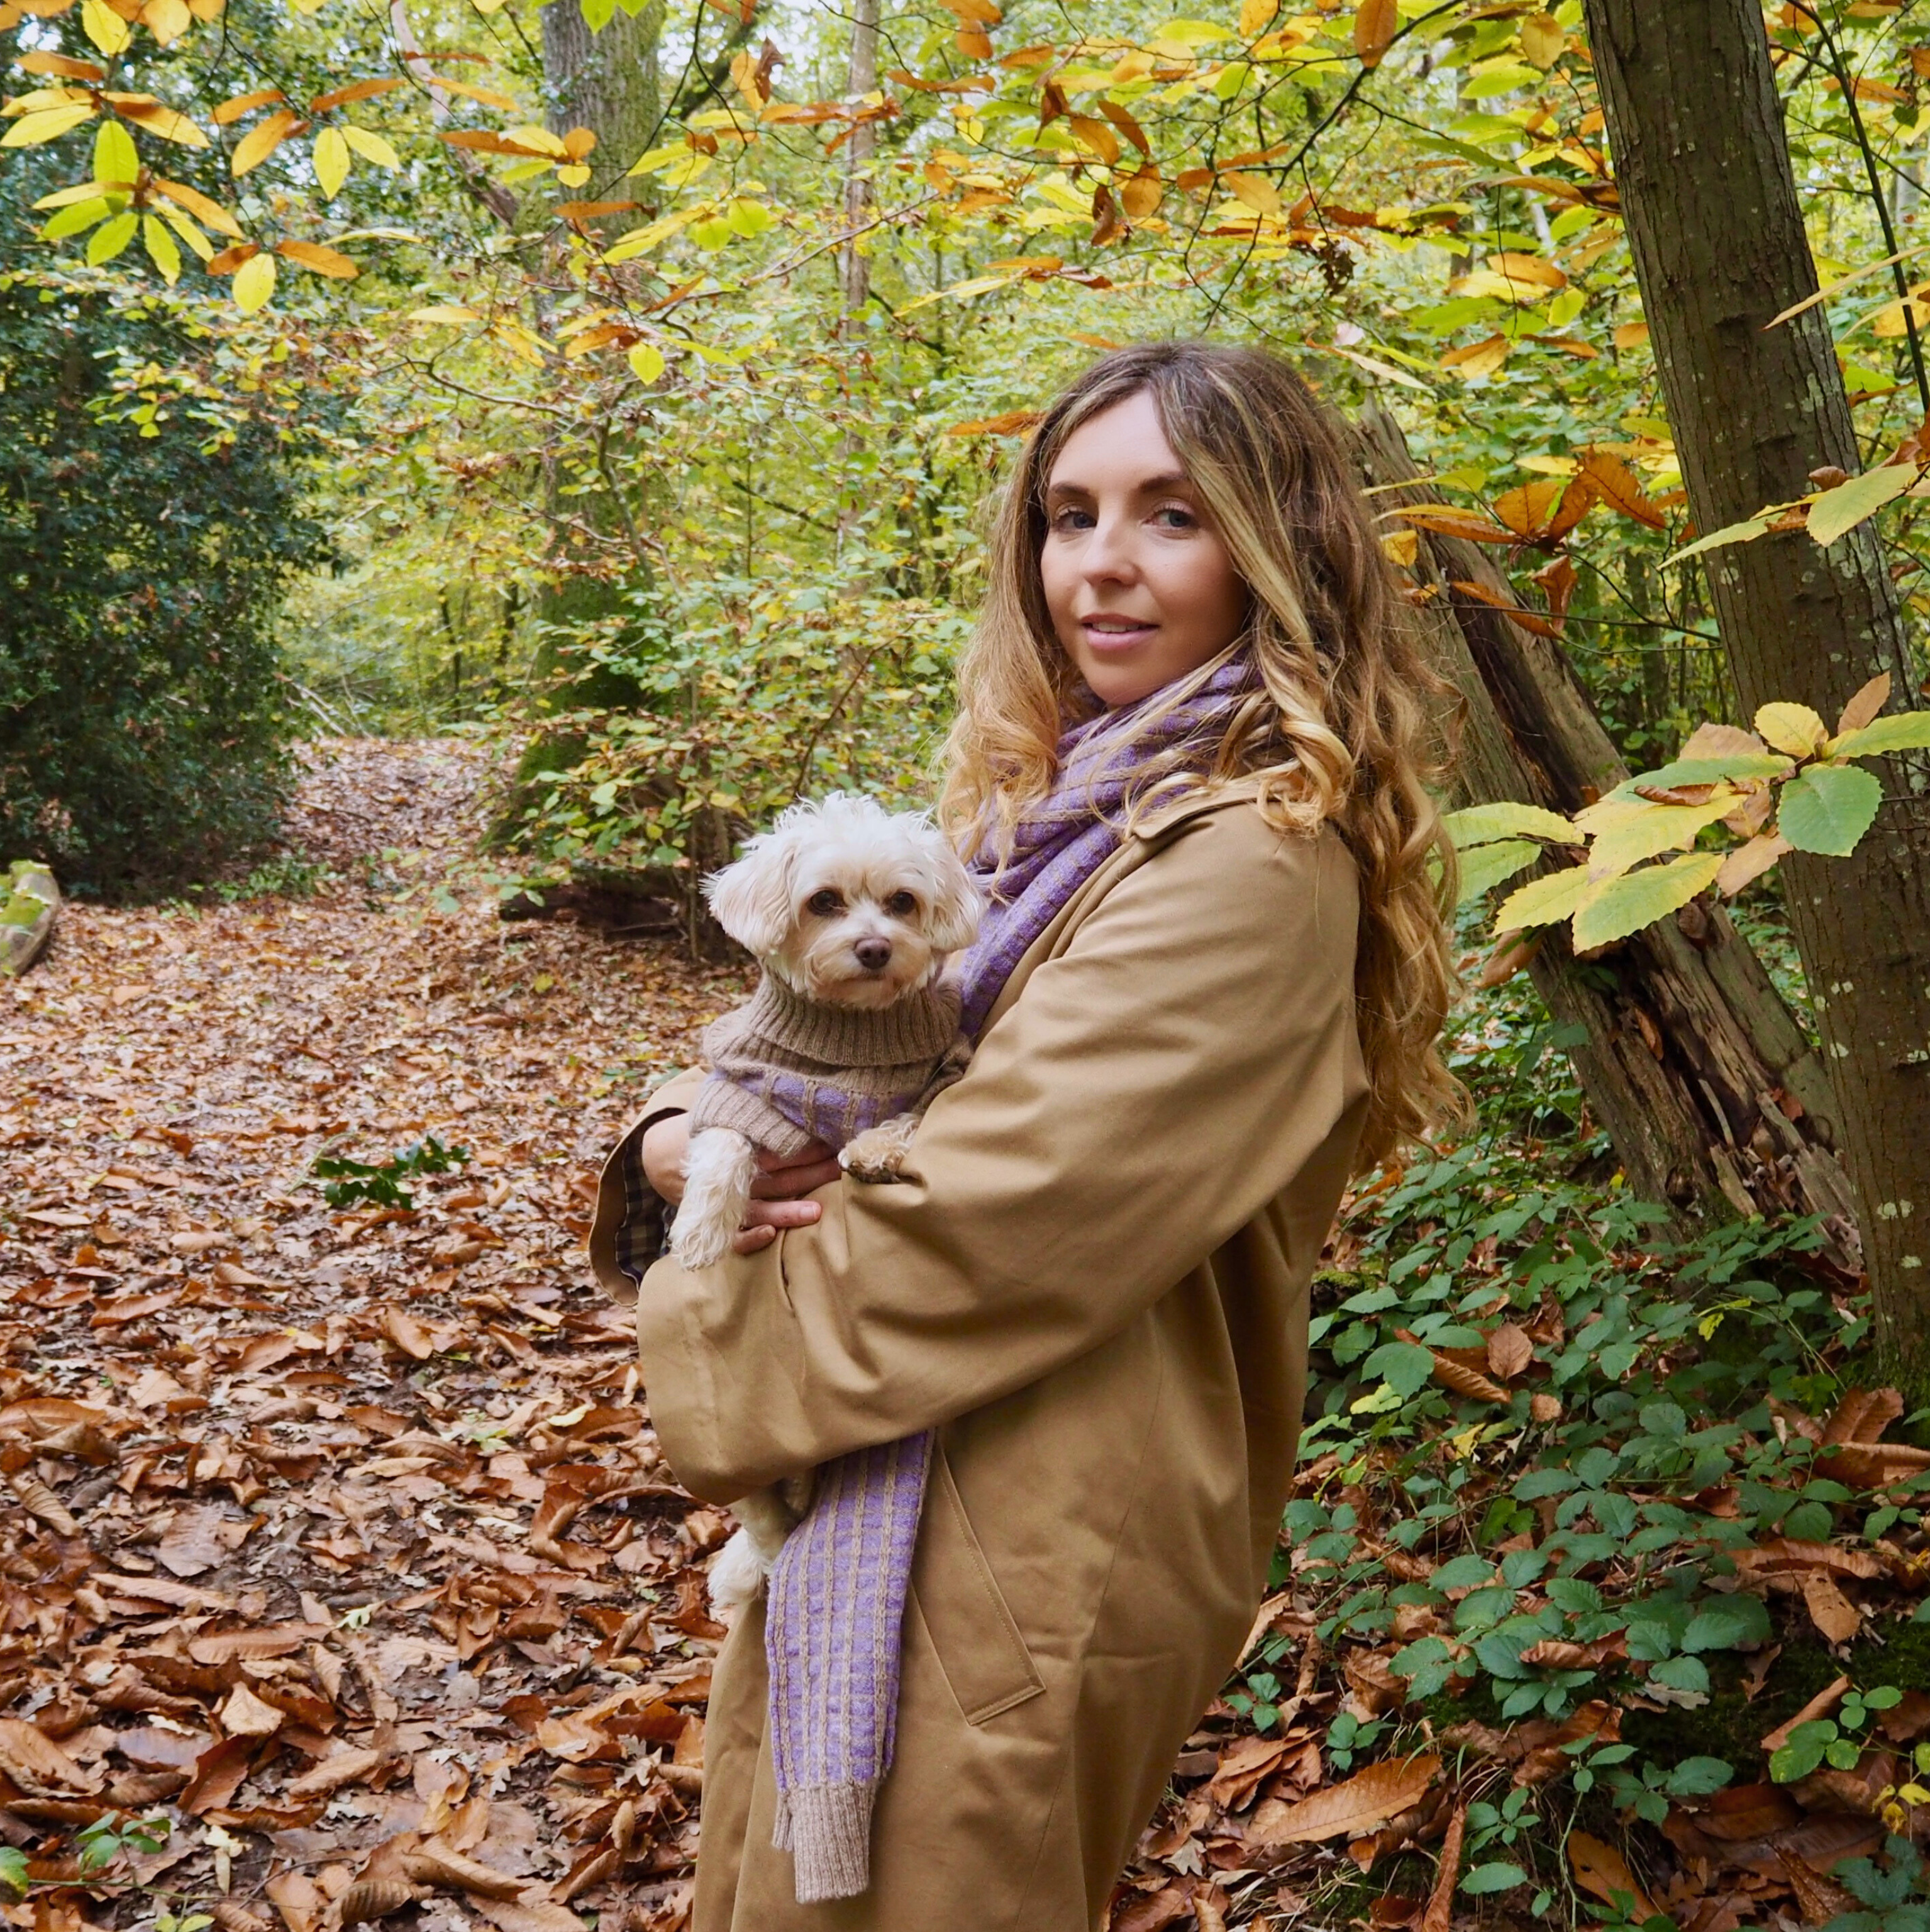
top-left (1082, 512), bottom-right (1138, 582)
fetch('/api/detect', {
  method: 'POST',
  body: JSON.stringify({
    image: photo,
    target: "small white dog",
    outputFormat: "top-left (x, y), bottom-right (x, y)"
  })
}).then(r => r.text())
top-left (670, 794), bottom-right (982, 1612)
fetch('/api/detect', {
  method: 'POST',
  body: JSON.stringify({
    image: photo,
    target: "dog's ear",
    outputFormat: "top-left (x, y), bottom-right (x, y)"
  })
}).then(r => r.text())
top-left (705, 833), bottom-right (797, 958)
top-left (922, 845), bottom-right (985, 955)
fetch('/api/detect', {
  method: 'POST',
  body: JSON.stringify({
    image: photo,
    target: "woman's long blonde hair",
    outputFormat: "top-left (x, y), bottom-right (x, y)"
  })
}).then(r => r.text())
top-left (940, 341), bottom-right (1465, 1170)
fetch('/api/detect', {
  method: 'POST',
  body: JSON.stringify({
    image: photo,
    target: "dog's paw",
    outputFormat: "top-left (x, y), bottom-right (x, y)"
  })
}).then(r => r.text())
top-left (840, 1116), bottom-right (919, 1184)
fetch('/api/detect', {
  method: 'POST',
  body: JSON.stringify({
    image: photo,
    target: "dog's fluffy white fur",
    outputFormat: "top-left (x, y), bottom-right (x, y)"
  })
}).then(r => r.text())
top-left (672, 795), bottom-right (982, 1613)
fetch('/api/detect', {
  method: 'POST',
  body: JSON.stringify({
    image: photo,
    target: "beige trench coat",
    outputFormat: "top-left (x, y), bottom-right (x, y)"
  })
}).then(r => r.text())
top-left (589, 782), bottom-right (1369, 1932)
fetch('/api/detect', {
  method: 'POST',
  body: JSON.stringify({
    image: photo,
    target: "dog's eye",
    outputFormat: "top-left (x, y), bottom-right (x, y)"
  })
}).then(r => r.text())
top-left (884, 891), bottom-right (918, 918)
top-left (806, 889), bottom-right (843, 917)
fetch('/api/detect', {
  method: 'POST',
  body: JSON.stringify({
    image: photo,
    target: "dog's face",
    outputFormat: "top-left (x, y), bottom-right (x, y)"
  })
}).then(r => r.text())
top-left (706, 796), bottom-right (982, 1009)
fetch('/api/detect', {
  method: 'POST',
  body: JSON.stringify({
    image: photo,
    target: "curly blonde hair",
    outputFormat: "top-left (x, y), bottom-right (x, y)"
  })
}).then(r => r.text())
top-left (940, 341), bottom-right (1465, 1170)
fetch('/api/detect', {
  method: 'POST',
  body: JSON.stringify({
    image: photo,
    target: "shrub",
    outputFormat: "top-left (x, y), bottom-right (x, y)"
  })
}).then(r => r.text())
top-left (0, 265), bottom-right (331, 895)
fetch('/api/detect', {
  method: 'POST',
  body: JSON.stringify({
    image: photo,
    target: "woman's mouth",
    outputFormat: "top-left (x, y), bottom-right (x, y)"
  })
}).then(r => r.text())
top-left (1079, 615), bottom-right (1158, 652)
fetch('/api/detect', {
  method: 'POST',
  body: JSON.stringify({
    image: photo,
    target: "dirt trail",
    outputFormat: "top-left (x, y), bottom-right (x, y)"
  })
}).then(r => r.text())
top-left (0, 739), bottom-right (750, 1932)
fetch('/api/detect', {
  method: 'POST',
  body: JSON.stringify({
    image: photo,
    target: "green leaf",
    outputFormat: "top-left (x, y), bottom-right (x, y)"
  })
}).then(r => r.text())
top-left (1618, 753), bottom-right (1793, 791)
top-left (626, 341), bottom-right (665, 383)
top-left (1807, 464), bottom-right (1914, 547)
top-left (1665, 1756), bottom-right (1734, 1796)
top-left (0, 1848), bottom-right (25, 1901)
top-left (1778, 764), bottom-right (1882, 856)
top-left (141, 212), bottom-right (180, 284)
top-left (579, 0), bottom-right (616, 28)
top-left (1363, 1338), bottom-right (1437, 1397)
top-left (93, 117), bottom-right (138, 187)
top-left (1571, 851), bottom-right (1724, 951)
top-left (1648, 1653), bottom-right (1712, 1694)
top-left (726, 196), bottom-right (772, 236)
top-left (1681, 1593), bottom-right (1772, 1653)
top-left (1443, 801), bottom-right (1580, 846)
top-left (1771, 1722), bottom-right (1836, 1783)
top-left (1456, 838), bottom-right (1541, 904)
top-left (1461, 1863), bottom-right (1530, 1895)
top-left (42, 194), bottom-right (115, 240)
top-left (1832, 709), bottom-right (1930, 758)
top-left (86, 209), bottom-right (138, 264)
top-left (1662, 512), bottom-right (1780, 570)
top-left (1494, 863), bottom-right (1589, 933)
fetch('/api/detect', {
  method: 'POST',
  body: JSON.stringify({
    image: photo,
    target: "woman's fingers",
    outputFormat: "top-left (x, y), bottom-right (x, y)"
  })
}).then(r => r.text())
top-left (730, 1196), bottom-right (821, 1254)
top-left (748, 1141), bottom-right (841, 1199)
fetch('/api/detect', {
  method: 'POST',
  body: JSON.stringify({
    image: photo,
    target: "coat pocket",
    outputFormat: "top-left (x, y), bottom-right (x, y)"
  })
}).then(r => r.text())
top-left (912, 1446), bottom-right (1045, 1726)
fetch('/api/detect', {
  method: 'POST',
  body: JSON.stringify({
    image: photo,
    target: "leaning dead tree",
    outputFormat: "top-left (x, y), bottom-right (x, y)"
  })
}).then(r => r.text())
top-left (1352, 404), bottom-right (1860, 1265)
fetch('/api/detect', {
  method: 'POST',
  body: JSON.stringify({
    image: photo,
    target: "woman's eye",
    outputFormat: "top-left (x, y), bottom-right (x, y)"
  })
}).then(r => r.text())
top-left (1151, 504), bottom-right (1197, 529)
top-left (1050, 505), bottom-right (1096, 532)
top-left (884, 891), bottom-right (918, 917)
top-left (807, 889), bottom-right (843, 916)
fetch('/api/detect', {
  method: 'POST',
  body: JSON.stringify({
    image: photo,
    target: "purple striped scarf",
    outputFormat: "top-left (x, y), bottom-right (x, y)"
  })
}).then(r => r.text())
top-left (762, 652), bottom-right (1257, 1901)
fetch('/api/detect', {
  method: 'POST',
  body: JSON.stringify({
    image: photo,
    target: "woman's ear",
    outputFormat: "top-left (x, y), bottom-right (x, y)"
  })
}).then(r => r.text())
top-left (923, 848), bottom-right (985, 955)
top-left (704, 835), bottom-right (797, 958)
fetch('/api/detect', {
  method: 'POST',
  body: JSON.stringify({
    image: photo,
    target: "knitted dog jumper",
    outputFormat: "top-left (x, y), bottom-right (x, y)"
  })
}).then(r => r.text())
top-left (689, 974), bottom-right (969, 1158)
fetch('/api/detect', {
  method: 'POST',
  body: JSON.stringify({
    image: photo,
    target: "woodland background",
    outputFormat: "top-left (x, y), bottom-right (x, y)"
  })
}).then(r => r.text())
top-left (4, 0), bottom-right (1930, 1929)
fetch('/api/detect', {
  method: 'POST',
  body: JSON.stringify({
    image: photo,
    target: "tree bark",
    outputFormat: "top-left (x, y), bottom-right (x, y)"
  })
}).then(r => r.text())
top-left (1353, 404), bottom-right (1861, 1265)
top-left (840, 0), bottom-right (879, 324)
top-left (543, 0), bottom-right (663, 204)
top-left (1582, 0), bottom-right (1930, 1390)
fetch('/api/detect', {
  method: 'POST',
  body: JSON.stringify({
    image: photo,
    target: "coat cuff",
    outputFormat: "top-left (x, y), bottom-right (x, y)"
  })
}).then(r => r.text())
top-left (588, 1065), bottom-right (706, 1305)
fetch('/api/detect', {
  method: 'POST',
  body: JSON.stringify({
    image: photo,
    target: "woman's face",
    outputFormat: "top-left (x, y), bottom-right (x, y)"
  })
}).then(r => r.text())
top-left (1039, 387), bottom-right (1250, 707)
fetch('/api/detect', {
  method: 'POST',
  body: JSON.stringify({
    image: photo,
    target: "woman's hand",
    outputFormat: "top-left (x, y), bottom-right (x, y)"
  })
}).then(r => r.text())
top-left (640, 1113), bottom-right (840, 1255)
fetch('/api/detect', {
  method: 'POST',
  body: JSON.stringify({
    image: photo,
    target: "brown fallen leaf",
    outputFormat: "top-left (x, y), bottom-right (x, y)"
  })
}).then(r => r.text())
top-left (1568, 1830), bottom-right (1657, 1921)
top-left (0, 1719), bottom-right (102, 1794)
top-left (1778, 1848), bottom-right (1856, 1926)
top-left (1485, 1323), bottom-right (1533, 1380)
top-left (8, 1469), bottom-right (80, 1536)
top-left (336, 1880), bottom-right (419, 1927)
top-left (1248, 1753), bottom-right (1440, 1845)
top-left (1422, 1805), bottom-right (1465, 1932)
top-left (157, 1501), bottom-right (241, 1579)
top-left (1207, 1732), bottom-right (1292, 1809)
top-left (265, 1871), bottom-right (326, 1932)
top-left (1111, 1887), bottom-right (1192, 1932)
top-left (217, 1682), bottom-right (287, 1738)
top-left (1800, 1571), bottom-right (1863, 1644)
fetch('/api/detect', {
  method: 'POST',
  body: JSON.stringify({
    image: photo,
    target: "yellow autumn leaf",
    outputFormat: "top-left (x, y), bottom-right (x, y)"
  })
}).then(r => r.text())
top-left (1517, 11), bottom-right (1564, 67)
top-left (1755, 701), bottom-right (1829, 757)
top-left (1441, 333), bottom-right (1509, 380)
top-left (233, 248), bottom-right (276, 311)
top-left (1239, 0), bottom-right (1278, 34)
top-left (0, 102), bottom-right (96, 147)
top-left (1354, 0), bottom-right (1396, 67)
top-left (277, 237), bottom-right (357, 277)
top-left (114, 99), bottom-right (211, 146)
top-left (158, 204), bottom-right (213, 259)
top-left (81, 0), bottom-right (130, 54)
top-left (627, 341), bottom-right (665, 382)
top-left (138, 0), bottom-right (190, 43)
top-left (1224, 170), bottom-right (1280, 215)
top-left (231, 107), bottom-right (300, 175)
top-left (340, 124), bottom-right (399, 168)
top-left (152, 174), bottom-right (242, 236)
top-left (408, 303), bottom-right (482, 324)
top-left (313, 124), bottom-right (349, 197)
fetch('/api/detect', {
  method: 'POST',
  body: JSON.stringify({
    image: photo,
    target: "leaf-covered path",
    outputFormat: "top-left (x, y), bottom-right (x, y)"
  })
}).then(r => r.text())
top-left (0, 739), bottom-right (751, 1932)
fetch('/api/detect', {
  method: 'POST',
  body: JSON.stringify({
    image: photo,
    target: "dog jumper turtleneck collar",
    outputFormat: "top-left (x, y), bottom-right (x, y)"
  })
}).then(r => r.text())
top-left (689, 971), bottom-right (970, 1160)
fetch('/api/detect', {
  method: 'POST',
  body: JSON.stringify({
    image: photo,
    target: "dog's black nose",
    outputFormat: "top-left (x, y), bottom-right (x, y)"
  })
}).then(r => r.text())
top-left (855, 938), bottom-right (893, 971)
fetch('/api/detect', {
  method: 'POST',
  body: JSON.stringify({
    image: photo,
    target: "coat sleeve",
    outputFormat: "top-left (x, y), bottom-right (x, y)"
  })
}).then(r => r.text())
top-left (635, 807), bottom-right (1367, 1501)
top-left (587, 1064), bottom-right (707, 1306)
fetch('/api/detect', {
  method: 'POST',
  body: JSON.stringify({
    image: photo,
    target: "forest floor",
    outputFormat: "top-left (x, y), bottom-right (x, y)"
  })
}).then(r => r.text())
top-left (3, 740), bottom-right (1927, 1932)
top-left (0, 740), bottom-right (751, 1932)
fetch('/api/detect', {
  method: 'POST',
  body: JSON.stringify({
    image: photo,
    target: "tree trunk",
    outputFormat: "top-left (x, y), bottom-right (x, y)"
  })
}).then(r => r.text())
top-left (543, 0), bottom-right (663, 208)
top-left (1583, 0), bottom-right (1930, 1391)
top-left (1353, 404), bottom-right (1861, 1265)
top-left (840, 0), bottom-right (879, 324)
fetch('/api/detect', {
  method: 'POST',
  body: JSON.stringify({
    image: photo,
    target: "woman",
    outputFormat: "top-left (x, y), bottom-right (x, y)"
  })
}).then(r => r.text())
top-left (589, 342), bottom-right (1461, 1931)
